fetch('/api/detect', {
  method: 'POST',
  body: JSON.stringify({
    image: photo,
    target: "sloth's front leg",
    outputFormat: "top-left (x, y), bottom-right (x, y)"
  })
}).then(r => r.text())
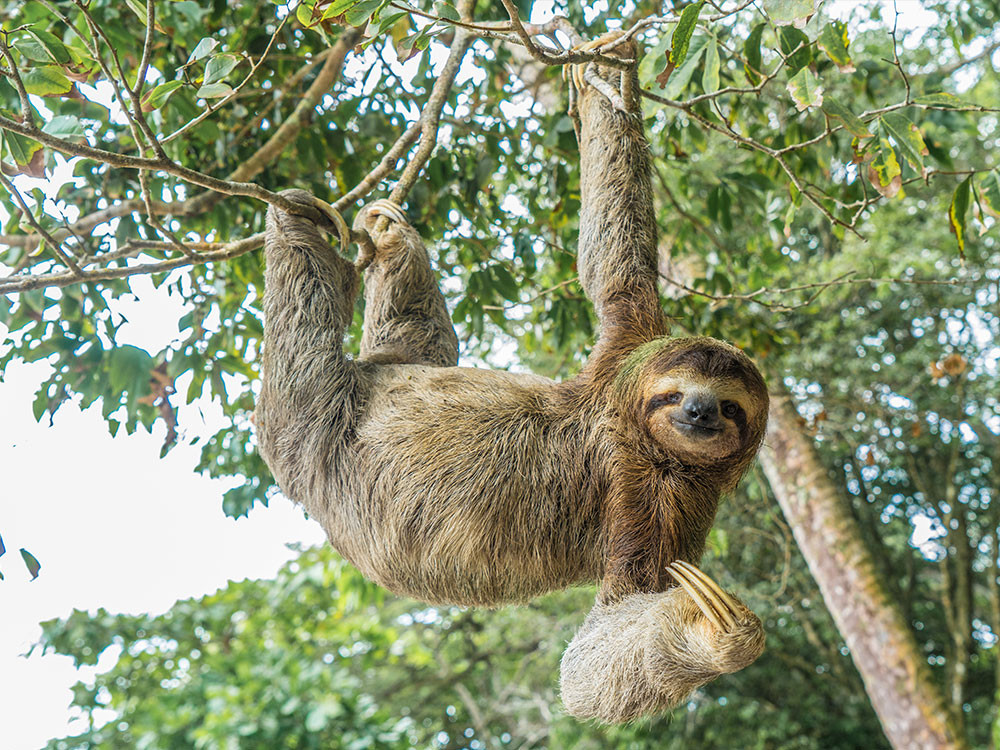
top-left (560, 563), bottom-right (764, 723)
top-left (656, 560), bottom-right (765, 678)
top-left (563, 32), bottom-right (638, 118)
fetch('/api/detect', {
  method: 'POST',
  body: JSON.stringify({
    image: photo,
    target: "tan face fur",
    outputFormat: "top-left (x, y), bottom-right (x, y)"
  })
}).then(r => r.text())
top-left (642, 366), bottom-right (761, 464)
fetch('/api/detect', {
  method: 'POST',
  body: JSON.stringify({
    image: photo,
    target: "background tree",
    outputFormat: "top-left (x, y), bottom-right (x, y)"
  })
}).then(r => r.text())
top-left (1, 0), bottom-right (998, 748)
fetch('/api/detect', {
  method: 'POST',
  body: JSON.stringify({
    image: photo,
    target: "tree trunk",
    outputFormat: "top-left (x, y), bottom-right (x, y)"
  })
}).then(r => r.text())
top-left (759, 389), bottom-right (966, 750)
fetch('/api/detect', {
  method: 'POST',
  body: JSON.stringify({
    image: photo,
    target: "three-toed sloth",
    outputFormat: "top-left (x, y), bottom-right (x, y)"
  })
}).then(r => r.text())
top-left (256, 44), bottom-right (768, 724)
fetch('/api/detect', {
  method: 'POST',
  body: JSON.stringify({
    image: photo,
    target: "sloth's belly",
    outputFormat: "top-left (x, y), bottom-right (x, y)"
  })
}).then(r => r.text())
top-left (322, 362), bottom-right (604, 606)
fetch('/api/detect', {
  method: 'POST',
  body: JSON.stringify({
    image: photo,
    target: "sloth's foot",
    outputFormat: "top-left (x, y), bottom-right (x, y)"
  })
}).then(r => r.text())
top-left (352, 198), bottom-right (409, 270)
top-left (563, 32), bottom-right (634, 115)
top-left (667, 560), bottom-right (765, 674)
top-left (276, 189), bottom-right (350, 254)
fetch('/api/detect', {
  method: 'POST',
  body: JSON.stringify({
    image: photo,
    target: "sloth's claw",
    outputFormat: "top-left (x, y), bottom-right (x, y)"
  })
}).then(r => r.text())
top-left (366, 198), bottom-right (408, 226)
top-left (310, 196), bottom-right (350, 255)
top-left (668, 560), bottom-right (739, 631)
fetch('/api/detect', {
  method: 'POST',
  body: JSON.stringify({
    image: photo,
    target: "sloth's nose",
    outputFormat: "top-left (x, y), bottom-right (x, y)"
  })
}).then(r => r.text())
top-left (683, 394), bottom-right (719, 424)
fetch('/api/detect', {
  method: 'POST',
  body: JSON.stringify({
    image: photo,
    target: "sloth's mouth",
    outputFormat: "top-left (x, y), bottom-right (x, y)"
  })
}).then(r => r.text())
top-left (671, 419), bottom-right (722, 437)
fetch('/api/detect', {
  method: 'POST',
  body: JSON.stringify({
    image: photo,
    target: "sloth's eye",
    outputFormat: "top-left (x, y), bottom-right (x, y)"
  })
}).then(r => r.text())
top-left (721, 401), bottom-right (740, 419)
top-left (663, 392), bottom-right (682, 405)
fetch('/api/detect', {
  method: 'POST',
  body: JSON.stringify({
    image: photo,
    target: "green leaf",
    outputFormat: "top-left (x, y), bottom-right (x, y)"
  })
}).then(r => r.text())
top-left (764, 0), bottom-right (815, 27)
top-left (196, 82), bottom-right (234, 99)
top-left (5, 131), bottom-right (43, 166)
top-left (979, 169), bottom-right (1000, 219)
top-left (822, 98), bottom-right (871, 138)
top-left (320, 0), bottom-right (360, 19)
top-left (914, 92), bottom-right (973, 109)
top-left (489, 264), bottom-right (519, 302)
top-left (204, 54), bottom-right (240, 85)
top-left (702, 40), bottom-right (720, 94)
top-left (743, 23), bottom-right (765, 84)
top-left (123, 0), bottom-right (148, 25)
top-left (22, 66), bottom-right (73, 97)
top-left (187, 38), bottom-right (219, 65)
top-left (817, 21), bottom-right (854, 72)
top-left (41, 115), bottom-right (85, 141)
top-left (867, 133), bottom-right (902, 199)
top-left (20, 548), bottom-right (40, 580)
top-left (670, 1), bottom-right (704, 67)
top-left (24, 29), bottom-right (72, 64)
top-left (142, 80), bottom-right (184, 111)
top-left (344, 0), bottom-right (385, 27)
top-left (948, 175), bottom-right (972, 256)
top-left (433, 2), bottom-right (460, 21)
top-left (879, 112), bottom-right (927, 172)
top-left (786, 67), bottom-right (822, 111)
top-left (778, 26), bottom-right (811, 75)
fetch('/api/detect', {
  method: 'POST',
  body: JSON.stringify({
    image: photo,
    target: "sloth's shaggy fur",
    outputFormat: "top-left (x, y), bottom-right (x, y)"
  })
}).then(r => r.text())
top-left (256, 48), bottom-right (768, 723)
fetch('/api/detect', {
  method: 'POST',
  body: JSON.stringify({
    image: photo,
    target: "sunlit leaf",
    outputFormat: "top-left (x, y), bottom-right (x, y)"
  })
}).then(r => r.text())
top-left (187, 37), bottom-right (219, 65)
top-left (22, 67), bottom-right (73, 97)
top-left (867, 134), bottom-right (902, 199)
top-left (786, 67), bottom-right (822, 111)
top-left (948, 175), bottom-right (972, 256)
top-left (978, 169), bottom-right (1000, 219)
top-left (764, 0), bottom-right (815, 27)
top-left (204, 54), bottom-right (240, 85)
top-left (196, 82), bottom-right (234, 99)
top-left (817, 21), bottom-right (854, 72)
top-left (743, 23), bottom-right (765, 84)
top-left (4, 131), bottom-right (43, 166)
top-left (141, 80), bottom-right (184, 111)
top-left (879, 112), bottom-right (927, 173)
top-left (702, 40), bottom-right (720, 94)
top-left (670, 1), bottom-right (704, 67)
top-left (778, 26), bottom-right (811, 75)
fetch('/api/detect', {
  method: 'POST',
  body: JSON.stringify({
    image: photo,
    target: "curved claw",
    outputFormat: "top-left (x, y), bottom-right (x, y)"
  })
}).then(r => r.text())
top-left (668, 560), bottom-right (739, 632)
top-left (311, 196), bottom-right (350, 255)
top-left (366, 198), bottom-right (407, 225)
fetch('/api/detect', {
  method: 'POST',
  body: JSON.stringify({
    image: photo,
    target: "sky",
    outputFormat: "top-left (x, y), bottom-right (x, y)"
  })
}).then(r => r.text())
top-left (0, 355), bottom-right (326, 749)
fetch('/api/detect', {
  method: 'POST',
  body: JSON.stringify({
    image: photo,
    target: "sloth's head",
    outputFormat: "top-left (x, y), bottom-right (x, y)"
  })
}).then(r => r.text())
top-left (619, 338), bottom-right (768, 474)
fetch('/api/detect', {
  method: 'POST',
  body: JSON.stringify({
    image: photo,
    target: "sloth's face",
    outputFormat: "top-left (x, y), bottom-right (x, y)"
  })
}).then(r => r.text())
top-left (637, 340), bottom-right (767, 467)
top-left (643, 368), bottom-right (754, 462)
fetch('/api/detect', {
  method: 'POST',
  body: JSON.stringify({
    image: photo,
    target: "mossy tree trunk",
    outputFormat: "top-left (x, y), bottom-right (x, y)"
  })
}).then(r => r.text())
top-left (760, 389), bottom-right (966, 750)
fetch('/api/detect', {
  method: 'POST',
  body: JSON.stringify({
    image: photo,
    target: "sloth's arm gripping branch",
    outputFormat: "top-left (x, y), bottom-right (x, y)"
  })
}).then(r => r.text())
top-left (576, 55), bottom-right (667, 349)
top-left (256, 190), bottom-right (361, 499)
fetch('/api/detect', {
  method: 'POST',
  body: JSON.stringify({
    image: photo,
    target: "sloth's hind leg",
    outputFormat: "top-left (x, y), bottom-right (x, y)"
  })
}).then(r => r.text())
top-left (354, 200), bottom-right (459, 367)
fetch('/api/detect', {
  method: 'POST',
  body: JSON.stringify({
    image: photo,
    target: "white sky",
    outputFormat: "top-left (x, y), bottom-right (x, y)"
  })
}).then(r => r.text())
top-left (0, 358), bottom-right (325, 749)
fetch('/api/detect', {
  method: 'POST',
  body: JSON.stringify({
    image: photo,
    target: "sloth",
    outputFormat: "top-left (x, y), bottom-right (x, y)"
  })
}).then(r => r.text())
top-left (255, 40), bottom-right (768, 724)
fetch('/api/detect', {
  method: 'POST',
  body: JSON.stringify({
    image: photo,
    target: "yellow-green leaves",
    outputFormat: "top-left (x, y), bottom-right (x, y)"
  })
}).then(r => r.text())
top-left (879, 112), bottom-right (928, 175)
top-left (22, 66), bottom-right (73, 97)
top-left (787, 68), bottom-right (822, 111)
top-left (867, 135), bottom-right (902, 199)
top-left (979, 170), bottom-right (1000, 219)
top-left (817, 21), bottom-right (854, 73)
top-left (743, 23), bottom-right (765, 85)
top-left (948, 176), bottom-right (972, 257)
